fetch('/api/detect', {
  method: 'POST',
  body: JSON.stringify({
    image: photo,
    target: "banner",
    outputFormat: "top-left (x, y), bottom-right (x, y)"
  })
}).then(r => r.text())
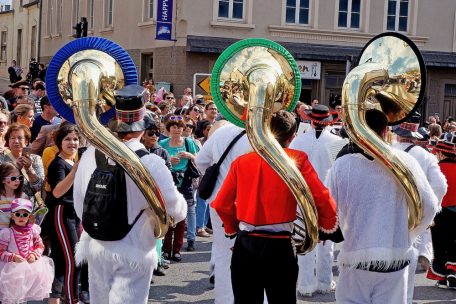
top-left (156, 0), bottom-right (174, 41)
top-left (296, 60), bottom-right (321, 79)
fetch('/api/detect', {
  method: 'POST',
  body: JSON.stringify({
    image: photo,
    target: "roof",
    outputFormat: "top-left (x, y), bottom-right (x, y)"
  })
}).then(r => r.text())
top-left (186, 35), bottom-right (456, 68)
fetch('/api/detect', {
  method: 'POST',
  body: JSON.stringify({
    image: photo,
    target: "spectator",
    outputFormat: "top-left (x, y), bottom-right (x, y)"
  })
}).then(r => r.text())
top-left (429, 123), bottom-right (442, 141)
top-left (11, 104), bottom-right (34, 128)
top-left (29, 82), bottom-right (46, 114)
top-left (185, 104), bottom-right (203, 123)
top-left (38, 63), bottom-right (47, 81)
top-left (0, 112), bottom-right (9, 153)
top-left (311, 98), bottom-right (319, 108)
top-left (7, 81), bottom-right (30, 111)
top-left (30, 96), bottom-right (60, 142)
top-left (196, 102), bottom-right (217, 138)
top-left (7, 60), bottom-right (22, 83)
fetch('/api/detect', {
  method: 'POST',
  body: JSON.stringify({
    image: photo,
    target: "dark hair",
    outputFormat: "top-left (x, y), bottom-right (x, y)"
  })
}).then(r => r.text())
top-left (204, 101), bottom-right (215, 111)
top-left (165, 119), bottom-right (185, 132)
top-left (34, 82), bottom-right (46, 91)
top-left (55, 123), bottom-right (80, 151)
top-left (5, 123), bottom-right (31, 146)
top-left (0, 162), bottom-right (24, 197)
top-left (270, 110), bottom-right (297, 147)
top-left (200, 119), bottom-right (212, 132)
top-left (365, 109), bottom-right (388, 136)
top-left (40, 95), bottom-right (51, 109)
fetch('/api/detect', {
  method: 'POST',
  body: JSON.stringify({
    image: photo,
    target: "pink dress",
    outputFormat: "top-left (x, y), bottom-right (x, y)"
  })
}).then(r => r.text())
top-left (0, 224), bottom-right (54, 304)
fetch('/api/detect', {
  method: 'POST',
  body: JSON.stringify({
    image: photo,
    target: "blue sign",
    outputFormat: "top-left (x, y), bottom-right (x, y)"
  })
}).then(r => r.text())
top-left (156, 0), bottom-right (173, 40)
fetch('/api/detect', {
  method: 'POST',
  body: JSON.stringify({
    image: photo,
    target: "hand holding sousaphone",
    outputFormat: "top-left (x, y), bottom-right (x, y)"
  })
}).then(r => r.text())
top-left (46, 37), bottom-right (171, 238)
top-left (211, 38), bottom-right (319, 254)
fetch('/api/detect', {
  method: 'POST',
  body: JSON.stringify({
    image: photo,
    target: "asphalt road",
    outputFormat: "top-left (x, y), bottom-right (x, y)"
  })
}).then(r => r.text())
top-left (148, 237), bottom-right (456, 304)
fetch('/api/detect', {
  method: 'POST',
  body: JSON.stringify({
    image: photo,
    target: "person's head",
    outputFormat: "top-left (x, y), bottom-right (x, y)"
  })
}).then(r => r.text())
top-left (163, 92), bottom-right (175, 104)
top-left (5, 123), bottom-right (31, 153)
top-left (311, 99), bottom-right (319, 107)
top-left (204, 101), bottom-right (218, 121)
top-left (0, 112), bottom-right (9, 134)
top-left (14, 84), bottom-right (30, 97)
top-left (40, 96), bottom-right (57, 118)
top-left (143, 124), bottom-right (160, 149)
top-left (33, 82), bottom-right (46, 98)
top-left (0, 162), bottom-right (23, 197)
top-left (428, 115), bottom-right (437, 124)
top-left (200, 120), bottom-right (213, 139)
top-left (10, 198), bottom-right (33, 227)
top-left (12, 104), bottom-right (34, 128)
top-left (270, 110), bottom-right (297, 148)
top-left (39, 63), bottom-right (45, 70)
top-left (179, 95), bottom-right (191, 108)
top-left (11, 60), bottom-right (16, 66)
top-left (165, 115), bottom-right (185, 139)
top-left (184, 87), bottom-right (192, 96)
top-left (434, 132), bottom-right (456, 161)
top-left (186, 104), bottom-right (202, 122)
top-left (365, 109), bottom-right (388, 139)
top-left (15, 95), bottom-right (32, 106)
top-left (182, 117), bottom-right (196, 138)
top-left (55, 123), bottom-right (80, 157)
top-left (428, 123), bottom-right (442, 140)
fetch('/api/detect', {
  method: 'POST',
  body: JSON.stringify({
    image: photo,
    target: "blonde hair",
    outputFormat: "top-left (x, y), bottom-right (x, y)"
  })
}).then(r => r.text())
top-left (11, 104), bottom-right (34, 123)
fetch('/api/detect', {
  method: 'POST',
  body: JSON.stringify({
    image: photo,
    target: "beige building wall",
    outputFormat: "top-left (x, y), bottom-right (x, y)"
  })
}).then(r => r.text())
top-left (39, 0), bottom-right (456, 118)
top-left (0, 0), bottom-right (40, 80)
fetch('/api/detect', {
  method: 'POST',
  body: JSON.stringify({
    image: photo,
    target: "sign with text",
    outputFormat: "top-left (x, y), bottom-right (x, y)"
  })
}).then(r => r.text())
top-left (296, 60), bottom-right (321, 80)
top-left (155, 0), bottom-right (174, 41)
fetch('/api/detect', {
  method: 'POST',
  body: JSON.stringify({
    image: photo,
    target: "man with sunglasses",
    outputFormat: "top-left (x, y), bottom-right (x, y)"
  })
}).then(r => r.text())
top-left (7, 81), bottom-right (30, 111)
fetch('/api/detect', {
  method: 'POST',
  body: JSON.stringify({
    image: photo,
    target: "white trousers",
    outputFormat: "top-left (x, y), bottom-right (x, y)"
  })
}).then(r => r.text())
top-left (86, 255), bottom-right (153, 304)
top-left (210, 207), bottom-right (235, 304)
top-left (297, 241), bottom-right (334, 294)
top-left (336, 267), bottom-right (408, 304)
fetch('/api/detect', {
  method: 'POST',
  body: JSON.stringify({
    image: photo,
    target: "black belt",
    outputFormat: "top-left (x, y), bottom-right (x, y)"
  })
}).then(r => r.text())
top-left (351, 260), bottom-right (410, 273)
top-left (239, 230), bottom-right (292, 239)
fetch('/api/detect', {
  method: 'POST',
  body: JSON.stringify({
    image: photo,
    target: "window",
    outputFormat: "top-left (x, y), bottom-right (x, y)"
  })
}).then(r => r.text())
top-left (1, 31), bottom-right (7, 61)
top-left (56, 0), bottom-right (62, 33)
top-left (106, 0), bottom-right (113, 25)
top-left (30, 26), bottom-right (36, 59)
top-left (387, 0), bottom-right (408, 32)
top-left (218, 0), bottom-right (243, 20)
top-left (46, 0), bottom-right (53, 35)
top-left (147, 0), bottom-right (154, 20)
top-left (285, 0), bottom-right (309, 25)
top-left (338, 0), bottom-right (360, 28)
top-left (88, 0), bottom-right (95, 28)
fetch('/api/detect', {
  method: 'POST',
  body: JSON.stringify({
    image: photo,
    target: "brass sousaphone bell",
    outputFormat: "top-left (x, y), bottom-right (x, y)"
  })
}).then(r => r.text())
top-left (211, 39), bottom-right (319, 254)
top-left (342, 32), bottom-right (427, 230)
top-left (46, 37), bottom-right (171, 238)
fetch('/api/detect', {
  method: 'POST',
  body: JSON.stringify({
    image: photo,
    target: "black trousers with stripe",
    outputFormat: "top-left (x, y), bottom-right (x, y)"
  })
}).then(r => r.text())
top-left (231, 232), bottom-right (298, 304)
top-left (50, 204), bottom-right (81, 303)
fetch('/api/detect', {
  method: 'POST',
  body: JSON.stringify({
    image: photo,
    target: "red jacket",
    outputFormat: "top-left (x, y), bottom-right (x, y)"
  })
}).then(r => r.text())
top-left (440, 159), bottom-right (456, 208)
top-left (211, 148), bottom-right (338, 235)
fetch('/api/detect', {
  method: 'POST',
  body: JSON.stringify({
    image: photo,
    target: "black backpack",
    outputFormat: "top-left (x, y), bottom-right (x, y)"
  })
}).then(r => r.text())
top-left (82, 148), bottom-right (149, 241)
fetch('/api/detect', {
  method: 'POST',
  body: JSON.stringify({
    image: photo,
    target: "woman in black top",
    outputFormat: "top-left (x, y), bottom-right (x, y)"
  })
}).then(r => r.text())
top-left (47, 124), bottom-right (86, 304)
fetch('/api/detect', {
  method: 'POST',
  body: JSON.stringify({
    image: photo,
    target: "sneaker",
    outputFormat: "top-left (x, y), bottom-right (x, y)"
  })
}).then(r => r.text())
top-left (435, 279), bottom-right (448, 289)
top-left (187, 240), bottom-right (195, 251)
top-left (205, 227), bottom-right (213, 234)
top-left (172, 253), bottom-right (182, 262)
top-left (197, 229), bottom-right (211, 238)
top-left (153, 265), bottom-right (166, 276)
top-left (79, 291), bottom-right (90, 304)
top-left (447, 275), bottom-right (456, 289)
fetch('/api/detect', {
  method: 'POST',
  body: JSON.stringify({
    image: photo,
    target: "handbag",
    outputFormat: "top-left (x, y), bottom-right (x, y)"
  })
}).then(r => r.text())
top-left (184, 138), bottom-right (201, 179)
top-left (198, 130), bottom-right (246, 200)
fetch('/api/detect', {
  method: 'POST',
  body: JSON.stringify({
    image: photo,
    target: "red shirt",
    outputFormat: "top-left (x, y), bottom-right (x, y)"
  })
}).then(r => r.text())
top-left (440, 159), bottom-right (456, 208)
top-left (211, 148), bottom-right (338, 235)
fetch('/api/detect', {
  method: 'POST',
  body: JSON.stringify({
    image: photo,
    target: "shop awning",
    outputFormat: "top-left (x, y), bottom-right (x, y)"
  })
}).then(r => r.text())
top-left (186, 35), bottom-right (456, 68)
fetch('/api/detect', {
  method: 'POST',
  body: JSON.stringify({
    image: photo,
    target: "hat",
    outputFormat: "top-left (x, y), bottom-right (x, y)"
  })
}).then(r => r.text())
top-left (416, 127), bottom-right (430, 141)
top-left (393, 113), bottom-right (423, 139)
top-left (11, 198), bottom-right (33, 213)
top-left (301, 104), bottom-right (340, 126)
top-left (434, 132), bottom-right (456, 155)
top-left (108, 85), bottom-right (147, 133)
top-left (195, 94), bottom-right (205, 105)
top-left (9, 80), bottom-right (29, 89)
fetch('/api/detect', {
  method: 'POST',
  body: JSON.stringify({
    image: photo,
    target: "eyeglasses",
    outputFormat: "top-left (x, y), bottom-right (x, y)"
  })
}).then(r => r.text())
top-left (0, 121), bottom-right (7, 125)
top-left (193, 108), bottom-right (202, 114)
top-left (169, 116), bottom-right (183, 121)
top-left (10, 137), bottom-right (25, 142)
top-left (19, 87), bottom-right (29, 91)
top-left (208, 108), bottom-right (218, 111)
top-left (4, 175), bottom-right (24, 182)
top-left (14, 212), bottom-right (30, 218)
top-left (147, 130), bottom-right (160, 137)
top-left (186, 124), bottom-right (195, 129)
top-left (166, 96), bottom-right (175, 100)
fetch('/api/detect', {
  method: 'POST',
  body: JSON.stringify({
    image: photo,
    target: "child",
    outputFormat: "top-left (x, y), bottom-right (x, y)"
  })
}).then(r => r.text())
top-left (0, 198), bottom-right (54, 303)
top-left (0, 162), bottom-right (28, 229)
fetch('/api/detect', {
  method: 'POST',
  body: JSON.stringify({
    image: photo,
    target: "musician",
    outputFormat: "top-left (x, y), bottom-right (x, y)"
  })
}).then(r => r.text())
top-left (392, 114), bottom-right (447, 303)
top-left (426, 133), bottom-right (456, 289)
top-left (73, 85), bottom-right (187, 304)
top-left (195, 122), bottom-right (251, 304)
top-left (212, 110), bottom-right (342, 304)
top-left (326, 109), bottom-right (438, 304)
top-left (290, 104), bottom-right (348, 296)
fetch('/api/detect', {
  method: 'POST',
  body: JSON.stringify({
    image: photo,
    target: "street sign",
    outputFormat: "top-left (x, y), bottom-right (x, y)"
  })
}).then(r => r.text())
top-left (197, 76), bottom-right (211, 94)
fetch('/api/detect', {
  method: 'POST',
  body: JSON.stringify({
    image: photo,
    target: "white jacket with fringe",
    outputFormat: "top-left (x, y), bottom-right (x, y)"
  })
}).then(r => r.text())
top-left (325, 148), bottom-right (439, 270)
top-left (73, 139), bottom-right (187, 272)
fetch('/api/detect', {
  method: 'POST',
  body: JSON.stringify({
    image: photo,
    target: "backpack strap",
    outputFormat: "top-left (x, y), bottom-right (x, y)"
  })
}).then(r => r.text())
top-left (130, 209), bottom-right (145, 227)
top-left (404, 144), bottom-right (415, 153)
top-left (217, 130), bottom-right (246, 166)
top-left (95, 149), bottom-right (109, 167)
top-left (184, 137), bottom-right (190, 152)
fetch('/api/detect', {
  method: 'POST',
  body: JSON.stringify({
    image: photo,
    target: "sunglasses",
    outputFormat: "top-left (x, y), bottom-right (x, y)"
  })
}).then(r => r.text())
top-left (186, 124), bottom-right (195, 129)
top-left (147, 130), bottom-right (160, 137)
top-left (166, 96), bottom-right (175, 100)
top-left (19, 87), bottom-right (29, 90)
top-left (193, 108), bottom-right (202, 114)
top-left (4, 175), bottom-right (24, 182)
top-left (14, 212), bottom-right (30, 218)
top-left (169, 116), bottom-right (183, 121)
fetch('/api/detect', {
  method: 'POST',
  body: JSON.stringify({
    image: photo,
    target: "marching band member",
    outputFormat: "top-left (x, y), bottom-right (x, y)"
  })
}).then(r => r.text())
top-left (326, 109), bottom-right (438, 304)
top-left (290, 104), bottom-right (348, 296)
top-left (426, 133), bottom-right (456, 289)
top-left (392, 114), bottom-right (447, 303)
top-left (212, 110), bottom-right (342, 304)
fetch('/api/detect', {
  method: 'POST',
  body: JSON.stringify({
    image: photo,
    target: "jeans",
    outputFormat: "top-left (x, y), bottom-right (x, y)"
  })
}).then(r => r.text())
top-left (196, 195), bottom-right (209, 230)
top-left (187, 200), bottom-right (196, 241)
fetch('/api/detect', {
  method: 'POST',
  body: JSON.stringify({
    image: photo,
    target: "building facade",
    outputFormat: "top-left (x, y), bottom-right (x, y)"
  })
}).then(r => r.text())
top-left (39, 0), bottom-right (456, 119)
top-left (0, 0), bottom-right (40, 82)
